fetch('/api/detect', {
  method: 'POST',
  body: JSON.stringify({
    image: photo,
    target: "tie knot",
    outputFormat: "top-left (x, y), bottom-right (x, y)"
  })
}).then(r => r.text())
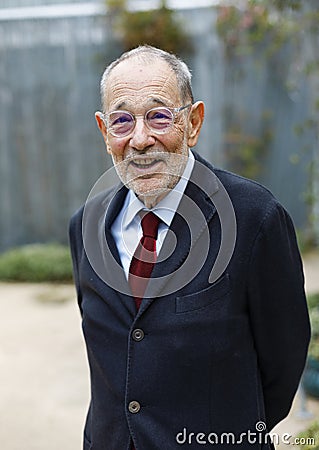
top-left (141, 212), bottom-right (160, 239)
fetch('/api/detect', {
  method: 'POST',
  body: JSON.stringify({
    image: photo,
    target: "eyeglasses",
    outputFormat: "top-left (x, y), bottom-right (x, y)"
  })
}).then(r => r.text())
top-left (102, 104), bottom-right (192, 138)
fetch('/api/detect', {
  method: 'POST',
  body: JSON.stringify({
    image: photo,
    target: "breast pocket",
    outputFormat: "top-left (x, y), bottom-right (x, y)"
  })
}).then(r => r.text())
top-left (175, 273), bottom-right (231, 314)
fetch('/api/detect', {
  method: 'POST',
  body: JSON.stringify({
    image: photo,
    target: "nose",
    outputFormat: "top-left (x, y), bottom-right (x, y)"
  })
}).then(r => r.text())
top-left (129, 116), bottom-right (156, 151)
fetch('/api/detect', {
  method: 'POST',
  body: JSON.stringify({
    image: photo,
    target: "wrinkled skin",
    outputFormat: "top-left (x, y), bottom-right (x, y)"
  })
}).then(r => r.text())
top-left (95, 57), bottom-right (204, 208)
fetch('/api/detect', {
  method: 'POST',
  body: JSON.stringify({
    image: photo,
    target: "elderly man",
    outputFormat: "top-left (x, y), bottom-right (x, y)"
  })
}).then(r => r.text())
top-left (69, 46), bottom-right (310, 450)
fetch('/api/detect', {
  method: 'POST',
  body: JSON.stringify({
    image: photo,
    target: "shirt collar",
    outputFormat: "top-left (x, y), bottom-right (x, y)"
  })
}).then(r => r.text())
top-left (122, 150), bottom-right (195, 229)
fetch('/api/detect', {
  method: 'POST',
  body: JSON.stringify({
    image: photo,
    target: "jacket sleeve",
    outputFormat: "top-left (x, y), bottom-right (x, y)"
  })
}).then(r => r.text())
top-left (247, 200), bottom-right (310, 431)
top-left (68, 209), bottom-right (84, 316)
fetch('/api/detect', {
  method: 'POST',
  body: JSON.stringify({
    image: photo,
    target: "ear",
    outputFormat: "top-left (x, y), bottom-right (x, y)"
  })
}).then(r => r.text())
top-left (95, 111), bottom-right (111, 153)
top-left (187, 101), bottom-right (205, 148)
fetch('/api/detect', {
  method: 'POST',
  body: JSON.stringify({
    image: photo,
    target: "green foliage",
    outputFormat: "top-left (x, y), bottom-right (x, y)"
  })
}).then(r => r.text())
top-left (223, 111), bottom-right (273, 180)
top-left (266, 0), bottom-right (301, 11)
top-left (107, 0), bottom-right (126, 11)
top-left (0, 244), bottom-right (73, 283)
top-left (106, 0), bottom-right (192, 55)
top-left (217, 0), bottom-right (319, 245)
top-left (308, 293), bottom-right (319, 360)
top-left (216, 2), bottom-right (292, 59)
top-left (296, 229), bottom-right (318, 254)
top-left (308, 293), bottom-right (319, 310)
top-left (297, 421), bottom-right (319, 450)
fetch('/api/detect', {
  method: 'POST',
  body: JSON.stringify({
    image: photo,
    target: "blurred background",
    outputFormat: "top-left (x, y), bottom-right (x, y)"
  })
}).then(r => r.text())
top-left (0, 0), bottom-right (318, 252)
top-left (0, 0), bottom-right (318, 449)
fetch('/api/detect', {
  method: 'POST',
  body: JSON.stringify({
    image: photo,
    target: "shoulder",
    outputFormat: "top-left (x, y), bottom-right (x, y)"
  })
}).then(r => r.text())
top-left (194, 151), bottom-right (273, 198)
top-left (193, 151), bottom-right (287, 223)
top-left (69, 184), bottom-right (123, 237)
top-left (214, 167), bottom-right (276, 204)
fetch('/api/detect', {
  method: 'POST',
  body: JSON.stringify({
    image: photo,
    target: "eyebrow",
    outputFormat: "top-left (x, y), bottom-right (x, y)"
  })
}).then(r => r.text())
top-left (113, 97), bottom-right (169, 111)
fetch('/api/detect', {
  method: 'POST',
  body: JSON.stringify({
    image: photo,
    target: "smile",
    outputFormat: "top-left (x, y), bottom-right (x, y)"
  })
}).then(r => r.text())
top-left (129, 155), bottom-right (166, 171)
top-left (131, 158), bottom-right (162, 168)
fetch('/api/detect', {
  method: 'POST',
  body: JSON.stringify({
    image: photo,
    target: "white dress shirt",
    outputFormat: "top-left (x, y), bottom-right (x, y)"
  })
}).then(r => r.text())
top-left (111, 150), bottom-right (195, 279)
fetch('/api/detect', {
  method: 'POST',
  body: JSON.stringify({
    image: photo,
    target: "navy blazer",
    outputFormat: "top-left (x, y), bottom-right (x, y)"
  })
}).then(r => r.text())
top-left (69, 152), bottom-right (310, 450)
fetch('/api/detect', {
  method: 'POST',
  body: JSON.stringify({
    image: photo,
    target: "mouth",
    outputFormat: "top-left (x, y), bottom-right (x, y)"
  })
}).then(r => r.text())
top-left (128, 155), bottom-right (166, 175)
top-left (130, 157), bottom-right (162, 169)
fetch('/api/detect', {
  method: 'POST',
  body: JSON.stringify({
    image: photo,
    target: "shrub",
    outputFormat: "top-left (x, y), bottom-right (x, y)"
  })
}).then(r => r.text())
top-left (297, 420), bottom-right (319, 449)
top-left (0, 244), bottom-right (73, 283)
top-left (308, 293), bottom-right (319, 311)
top-left (307, 293), bottom-right (319, 360)
top-left (107, 0), bottom-right (192, 56)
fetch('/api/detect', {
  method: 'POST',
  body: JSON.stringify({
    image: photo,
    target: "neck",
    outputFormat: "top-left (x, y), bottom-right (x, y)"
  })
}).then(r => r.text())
top-left (138, 189), bottom-right (169, 209)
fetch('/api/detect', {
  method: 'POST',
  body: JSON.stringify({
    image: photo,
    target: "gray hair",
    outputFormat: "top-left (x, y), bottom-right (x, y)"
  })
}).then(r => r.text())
top-left (100, 45), bottom-right (194, 112)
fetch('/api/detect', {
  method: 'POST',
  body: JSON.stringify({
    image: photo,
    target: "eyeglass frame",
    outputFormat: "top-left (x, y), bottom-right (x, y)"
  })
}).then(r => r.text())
top-left (100, 103), bottom-right (192, 138)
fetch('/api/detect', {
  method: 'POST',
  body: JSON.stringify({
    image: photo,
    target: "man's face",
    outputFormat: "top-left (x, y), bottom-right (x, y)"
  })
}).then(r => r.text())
top-left (96, 58), bottom-right (200, 207)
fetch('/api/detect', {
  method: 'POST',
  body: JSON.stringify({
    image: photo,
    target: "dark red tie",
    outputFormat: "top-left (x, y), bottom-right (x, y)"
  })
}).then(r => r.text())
top-left (129, 212), bottom-right (160, 311)
top-left (129, 213), bottom-right (160, 450)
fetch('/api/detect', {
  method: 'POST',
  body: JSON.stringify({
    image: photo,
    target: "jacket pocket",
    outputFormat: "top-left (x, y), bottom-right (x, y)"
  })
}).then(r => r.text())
top-left (175, 273), bottom-right (230, 313)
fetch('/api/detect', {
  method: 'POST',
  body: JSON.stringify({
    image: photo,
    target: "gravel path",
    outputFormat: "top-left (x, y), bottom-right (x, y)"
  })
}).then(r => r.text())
top-left (0, 283), bottom-right (89, 450)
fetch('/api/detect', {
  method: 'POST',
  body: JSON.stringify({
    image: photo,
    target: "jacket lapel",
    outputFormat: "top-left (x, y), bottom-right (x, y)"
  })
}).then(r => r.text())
top-left (83, 182), bottom-right (137, 318)
top-left (86, 155), bottom-right (222, 319)
top-left (138, 157), bottom-right (220, 315)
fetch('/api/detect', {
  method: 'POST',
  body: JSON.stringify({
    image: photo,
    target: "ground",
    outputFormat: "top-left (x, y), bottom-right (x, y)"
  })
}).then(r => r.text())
top-left (0, 252), bottom-right (318, 450)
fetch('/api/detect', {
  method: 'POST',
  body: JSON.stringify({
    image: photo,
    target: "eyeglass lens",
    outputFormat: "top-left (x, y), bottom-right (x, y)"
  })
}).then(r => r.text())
top-left (108, 107), bottom-right (174, 136)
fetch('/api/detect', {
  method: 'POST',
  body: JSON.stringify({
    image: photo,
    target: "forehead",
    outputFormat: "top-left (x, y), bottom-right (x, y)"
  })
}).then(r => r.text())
top-left (104, 57), bottom-right (181, 110)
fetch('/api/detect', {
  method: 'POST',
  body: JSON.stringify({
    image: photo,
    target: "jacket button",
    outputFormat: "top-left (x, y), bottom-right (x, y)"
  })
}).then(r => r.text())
top-left (128, 401), bottom-right (141, 414)
top-left (132, 328), bottom-right (145, 342)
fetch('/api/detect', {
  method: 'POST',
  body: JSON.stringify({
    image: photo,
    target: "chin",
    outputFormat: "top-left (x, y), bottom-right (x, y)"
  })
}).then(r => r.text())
top-left (130, 178), bottom-right (167, 200)
top-left (131, 175), bottom-right (181, 205)
top-left (133, 182), bottom-right (167, 197)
